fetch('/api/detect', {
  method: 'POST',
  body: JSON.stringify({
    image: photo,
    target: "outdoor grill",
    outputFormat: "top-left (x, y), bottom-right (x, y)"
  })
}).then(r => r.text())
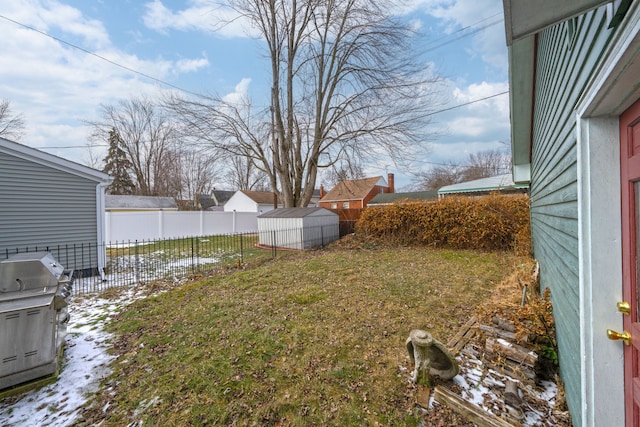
top-left (0, 252), bottom-right (73, 390)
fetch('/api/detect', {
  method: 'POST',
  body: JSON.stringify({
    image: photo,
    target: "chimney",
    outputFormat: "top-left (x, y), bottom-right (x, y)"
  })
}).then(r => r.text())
top-left (387, 173), bottom-right (395, 193)
top-left (320, 184), bottom-right (325, 198)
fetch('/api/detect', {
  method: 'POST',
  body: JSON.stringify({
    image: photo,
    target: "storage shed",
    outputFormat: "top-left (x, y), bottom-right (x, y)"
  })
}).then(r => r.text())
top-left (257, 208), bottom-right (339, 250)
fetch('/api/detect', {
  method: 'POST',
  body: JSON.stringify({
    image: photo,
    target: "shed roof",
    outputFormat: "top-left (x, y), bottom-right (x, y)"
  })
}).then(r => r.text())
top-left (438, 174), bottom-right (528, 195)
top-left (320, 176), bottom-right (387, 202)
top-left (258, 207), bottom-right (337, 219)
top-left (0, 137), bottom-right (111, 183)
top-left (369, 190), bottom-right (438, 205)
top-left (105, 195), bottom-right (178, 210)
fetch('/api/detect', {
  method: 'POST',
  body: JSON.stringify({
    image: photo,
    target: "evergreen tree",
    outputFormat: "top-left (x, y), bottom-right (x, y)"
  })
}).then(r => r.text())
top-left (103, 128), bottom-right (136, 195)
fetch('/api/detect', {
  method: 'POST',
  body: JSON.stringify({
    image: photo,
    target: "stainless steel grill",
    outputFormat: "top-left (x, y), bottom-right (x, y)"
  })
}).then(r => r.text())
top-left (0, 252), bottom-right (73, 390)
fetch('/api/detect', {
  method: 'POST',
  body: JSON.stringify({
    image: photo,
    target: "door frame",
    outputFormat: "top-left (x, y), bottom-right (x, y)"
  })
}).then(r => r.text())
top-left (575, 3), bottom-right (640, 425)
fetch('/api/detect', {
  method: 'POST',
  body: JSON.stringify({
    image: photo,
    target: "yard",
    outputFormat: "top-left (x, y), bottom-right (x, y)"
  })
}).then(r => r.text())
top-left (74, 242), bottom-right (531, 426)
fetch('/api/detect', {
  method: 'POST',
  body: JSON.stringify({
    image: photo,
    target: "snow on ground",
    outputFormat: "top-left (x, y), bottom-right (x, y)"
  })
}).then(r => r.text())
top-left (0, 288), bottom-right (146, 427)
top-left (450, 346), bottom-right (562, 426)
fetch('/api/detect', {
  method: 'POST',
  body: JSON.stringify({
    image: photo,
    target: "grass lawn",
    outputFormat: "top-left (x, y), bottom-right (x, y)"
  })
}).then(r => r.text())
top-left (83, 244), bottom-right (518, 426)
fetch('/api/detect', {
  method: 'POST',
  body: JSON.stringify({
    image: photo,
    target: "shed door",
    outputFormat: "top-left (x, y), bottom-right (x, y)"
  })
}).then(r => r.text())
top-left (620, 97), bottom-right (640, 427)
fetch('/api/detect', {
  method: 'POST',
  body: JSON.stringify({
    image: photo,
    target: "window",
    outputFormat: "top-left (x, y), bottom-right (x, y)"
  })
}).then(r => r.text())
top-left (331, 203), bottom-right (337, 209)
top-left (343, 202), bottom-right (350, 209)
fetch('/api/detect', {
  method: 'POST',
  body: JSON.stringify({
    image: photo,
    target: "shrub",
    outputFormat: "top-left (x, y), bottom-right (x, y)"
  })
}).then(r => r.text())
top-left (355, 194), bottom-right (530, 252)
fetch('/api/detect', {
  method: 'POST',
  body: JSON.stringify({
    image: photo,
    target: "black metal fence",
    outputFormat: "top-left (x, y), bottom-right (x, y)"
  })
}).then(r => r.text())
top-left (1, 225), bottom-right (342, 296)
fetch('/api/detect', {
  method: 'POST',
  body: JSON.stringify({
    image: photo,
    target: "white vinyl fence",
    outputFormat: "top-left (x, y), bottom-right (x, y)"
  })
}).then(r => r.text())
top-left (105, 211), bottom-right (258, 242)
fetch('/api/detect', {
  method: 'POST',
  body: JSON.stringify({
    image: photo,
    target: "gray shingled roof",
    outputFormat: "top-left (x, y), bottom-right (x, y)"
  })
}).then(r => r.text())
top-left (105, 195), bottom-right (178, 210)
top-left (258, 207), bottom-right (337, 218)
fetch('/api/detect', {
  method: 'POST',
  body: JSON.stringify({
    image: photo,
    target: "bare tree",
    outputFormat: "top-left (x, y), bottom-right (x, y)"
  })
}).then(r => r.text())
top-left (324, 161), bottom-right (366, 188)
top-left (177, 149), bottom-right (219, 200)
top-left (225, 155), bottom-right (269, 191)
top-left (88, 97), bottom-right (179, 196)
top-left (166, 0), bottom-right (438, 207)
top-left (461, 149), bottom-right (511, 181)
top-left (414, 149), bottom-right (512, 190)
top-left (0, 99), bottom-right (25, 141)
top-left (414, 162), bottom-right (462, 190)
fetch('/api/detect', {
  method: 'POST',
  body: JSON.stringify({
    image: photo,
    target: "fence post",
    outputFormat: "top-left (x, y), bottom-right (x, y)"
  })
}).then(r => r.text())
top-left (134, 240), bottom-right (140, 283)
top-left (272, 230), bottom-right (277, 258)
top-left (321, 225), bottom-right (325, 248)
top-left (240, 233), bottom-right (244, 264)
top-left (191, 237), bottom-right (195, 273)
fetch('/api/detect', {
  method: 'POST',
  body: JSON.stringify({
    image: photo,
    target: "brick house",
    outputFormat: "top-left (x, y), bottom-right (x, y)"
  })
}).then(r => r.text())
top-left (318, 173), bottom-right (395, 222)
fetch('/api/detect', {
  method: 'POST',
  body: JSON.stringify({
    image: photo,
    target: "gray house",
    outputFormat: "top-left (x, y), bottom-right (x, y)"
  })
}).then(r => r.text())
top-left (504, 1), bottom-right (640, 425)
top-left (0, 137), bottom-right (112, 273)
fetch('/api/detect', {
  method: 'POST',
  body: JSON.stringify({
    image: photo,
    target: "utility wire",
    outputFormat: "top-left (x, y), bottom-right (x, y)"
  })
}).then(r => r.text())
top-left (0, 10), bottom-right (504, 103)
top-left (423, 19), bottom-right (503, 53)
top-left (35, 90), bottom-right (510, 150)
top-left (0, 14), bottom-right (203, 98)
top-left (423, 12), bottom-right (502, 49)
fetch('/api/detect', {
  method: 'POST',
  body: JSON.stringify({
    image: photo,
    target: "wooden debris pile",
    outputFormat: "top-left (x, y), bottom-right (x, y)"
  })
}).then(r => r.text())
top-left (416, 314), bottom-right (571, 426)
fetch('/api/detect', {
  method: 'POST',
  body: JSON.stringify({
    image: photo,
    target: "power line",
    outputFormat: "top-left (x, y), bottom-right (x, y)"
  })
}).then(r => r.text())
top-left (34, 90), bottom-right (510, 150)
top-left (0, 9), bottom-right (504, 104)
top-left (36, 144), bottom-right (108, 149)
top-left (423, 12), bottom-right (502, 50)
top-left (419, 90), bottom-right (509, 119)
top-left (423, 19), bottom-right (503, 53)
top-left (0, 14), bottom-right (203, 98)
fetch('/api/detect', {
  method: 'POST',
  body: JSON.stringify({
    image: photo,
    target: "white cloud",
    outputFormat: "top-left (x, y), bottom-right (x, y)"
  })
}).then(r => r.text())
top-left (143, 0), bottom-right (255, 38)
top-left (222, 78), bottom-right (252, 105)
top-left (175, 56), bottom-right (210, 73)
top-left (0, 0), bottom-right (210, 162)
top-left (3, 0), bottom-right (111, 48)
top-left (419, 79), bottom-right (510, 162)
top-left (402, 0), bottom-right (507, 74)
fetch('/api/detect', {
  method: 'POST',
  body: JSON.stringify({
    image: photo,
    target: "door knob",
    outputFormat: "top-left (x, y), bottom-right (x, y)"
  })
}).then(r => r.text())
top-left (607, 329), bottom-right (631, 346)
top-left (617, 301), bottom-right (631, 315)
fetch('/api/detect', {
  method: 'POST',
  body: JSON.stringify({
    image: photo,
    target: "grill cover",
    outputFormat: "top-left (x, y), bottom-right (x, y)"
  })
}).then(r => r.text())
top-left (0, 252), bottom-right (64, 295)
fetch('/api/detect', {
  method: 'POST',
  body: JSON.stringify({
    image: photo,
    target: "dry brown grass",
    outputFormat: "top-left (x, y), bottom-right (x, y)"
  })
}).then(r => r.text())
top-left (80, 245), bottom-right (519, 426)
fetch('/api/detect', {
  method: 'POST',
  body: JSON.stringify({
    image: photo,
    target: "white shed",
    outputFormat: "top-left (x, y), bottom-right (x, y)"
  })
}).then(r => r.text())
top-left (257, 208), bottom-right (339, 250)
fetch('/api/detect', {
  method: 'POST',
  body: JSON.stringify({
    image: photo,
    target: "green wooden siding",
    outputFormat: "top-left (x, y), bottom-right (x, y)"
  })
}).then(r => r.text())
top-left (531, 8), bottom-right (613, 426)
top-left (0, 151), bottom-right (100, 270)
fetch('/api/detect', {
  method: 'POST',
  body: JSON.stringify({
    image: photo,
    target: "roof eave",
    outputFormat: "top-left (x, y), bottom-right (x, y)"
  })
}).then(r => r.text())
top-left (508, 35), bottom-right (535, 184)
top-left (0, 137), bottom-right (112, 184)
top-left (503, 0), bottom-right (610, 45)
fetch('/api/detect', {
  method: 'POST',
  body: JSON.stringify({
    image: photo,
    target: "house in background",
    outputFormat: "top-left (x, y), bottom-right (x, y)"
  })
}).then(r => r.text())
top-left (319, 173), bottom-right (395, 211)
top-left (367, 190), bottom-right (439, 207)
top-left (198, 190), bottom-right (235, 211)
top-left (224, 190), bottom-right (282, 213)
top-left (503, 1), bottom-right (640, 425)
top-left (0, 137), bottom-right (112, 273)
top-left (105, 195), bottom-right (178, 212)
top-left (437, 174), bottom-right (529, 197)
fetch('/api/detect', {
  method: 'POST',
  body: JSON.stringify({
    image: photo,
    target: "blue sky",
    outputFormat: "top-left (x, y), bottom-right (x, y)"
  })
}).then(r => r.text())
top-left (0, 0), bottom-right (509, 190)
